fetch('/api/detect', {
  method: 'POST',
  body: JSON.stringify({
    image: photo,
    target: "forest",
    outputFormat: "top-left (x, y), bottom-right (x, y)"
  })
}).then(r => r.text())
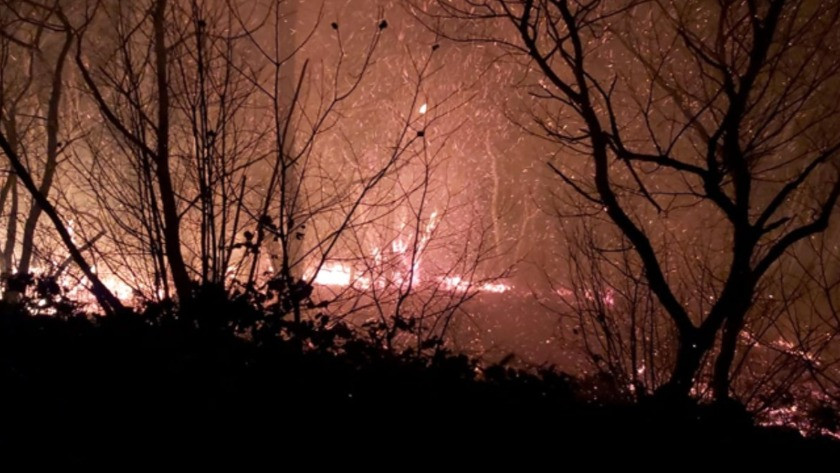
top-left (2, 0), bottom-right (840, 462)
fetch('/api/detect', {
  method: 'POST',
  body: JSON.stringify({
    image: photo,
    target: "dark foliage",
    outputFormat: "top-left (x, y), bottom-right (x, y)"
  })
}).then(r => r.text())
top-left (0, 288), bottom-right (837, 465)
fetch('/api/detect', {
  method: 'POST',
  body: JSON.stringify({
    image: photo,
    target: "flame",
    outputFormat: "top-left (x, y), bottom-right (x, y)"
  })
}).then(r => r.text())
top-left (312, 261), bottom-right (353, 287)
top-left (27, 264), bottom-right (137, 310)
top-left (307, 262), bottom-right (510, 294)
top-left (30, 206), bottom-right (510, 310)
top-left (304, 210), bottom-right (509, 294)
top-left (99, 275), bottom-right (136, 301)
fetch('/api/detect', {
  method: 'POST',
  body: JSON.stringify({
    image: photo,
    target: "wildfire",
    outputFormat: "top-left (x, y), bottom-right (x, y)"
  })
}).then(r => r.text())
top-left (311, 261), bottom-right (353, 287)
top-left (310, 261), bottom-right (512, 294)
top-left (308, 259), bottom-right (510, 294)
top-left (307, 212), bottom-right (509, 294)
top-left (31, 204), bottom-right (511, 311)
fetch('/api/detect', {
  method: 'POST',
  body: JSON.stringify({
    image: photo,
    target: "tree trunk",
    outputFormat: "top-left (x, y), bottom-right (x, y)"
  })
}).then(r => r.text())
top-left (712, 312), bottom-right (747, 401)
top-left (2, 176), bottom-right (17, 277)
top-left (657, 332), bottom-right (709, 400)
top-left (0, 171), bottom-right (14, 273)
top-left (17, 24), bottom-right (73, 277)
top-left (279, 1), bottom-right (303, 323)
top-left (2, 118), bottom-right (19, 302)
top-left (154, 0), bottom-right (191, 302)
top-left (707, 275), bottom-right (755, 401)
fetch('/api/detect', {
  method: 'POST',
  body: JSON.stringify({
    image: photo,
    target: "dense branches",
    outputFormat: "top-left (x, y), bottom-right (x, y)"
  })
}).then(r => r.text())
top-left (420, 0), bottom-right (840, 400)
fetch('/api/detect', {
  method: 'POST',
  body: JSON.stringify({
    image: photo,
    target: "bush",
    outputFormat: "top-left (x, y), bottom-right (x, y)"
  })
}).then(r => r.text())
top-left (0, 285), bottom-right (838, 463)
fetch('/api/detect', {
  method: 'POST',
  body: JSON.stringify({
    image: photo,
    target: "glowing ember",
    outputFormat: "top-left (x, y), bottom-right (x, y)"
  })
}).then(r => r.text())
top-left (440, 276), bottom-right (467, 292)
top-left (479, 282), bottom-right (510, 294)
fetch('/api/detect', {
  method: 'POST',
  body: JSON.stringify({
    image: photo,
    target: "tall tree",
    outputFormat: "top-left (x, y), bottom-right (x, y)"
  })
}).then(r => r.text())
top-left (0, 0), bottom-right (79, 302)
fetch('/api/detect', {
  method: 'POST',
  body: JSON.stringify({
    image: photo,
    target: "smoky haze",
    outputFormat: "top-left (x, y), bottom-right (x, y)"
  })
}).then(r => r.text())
top-left (1, 0), bottom-right (840, 434)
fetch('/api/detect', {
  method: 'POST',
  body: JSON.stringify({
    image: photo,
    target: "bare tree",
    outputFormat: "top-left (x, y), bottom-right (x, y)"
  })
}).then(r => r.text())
top-left (0, 0), bottom-right (122, 312)
top-left (0, 0), bottom-right (122, 313)
top-left (420, 0), bottom-right (840, 400)
top-left (550, 219), bottom-right (674, 399)
top-left (14, 2), bottom-right (72, 281)
top-left (70, 0), bottom-right (192, 301)
top-left (317, 98), bottom-right (506, 353)
top-left (0, 128), bottom-right (124, 314)
top-left (46, 0), bottom-right (486, 326)
top-left (223, 2), bottom-right (469, 327)
top-left (0, 0), bottom-right (506, 348)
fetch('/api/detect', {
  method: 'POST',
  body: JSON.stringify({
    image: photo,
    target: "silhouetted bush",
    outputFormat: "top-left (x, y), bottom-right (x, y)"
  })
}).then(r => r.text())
top-left (0, 287), bottom-right (838, 464)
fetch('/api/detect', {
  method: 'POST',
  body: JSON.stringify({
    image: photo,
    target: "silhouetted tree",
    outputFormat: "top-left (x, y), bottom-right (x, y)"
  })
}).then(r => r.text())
top-left (0, 0), bottom-right (495, 333)
top-left (420, 0), bottom-right (840, 400)
top-left (0, 0), bottom-right (123, 314)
